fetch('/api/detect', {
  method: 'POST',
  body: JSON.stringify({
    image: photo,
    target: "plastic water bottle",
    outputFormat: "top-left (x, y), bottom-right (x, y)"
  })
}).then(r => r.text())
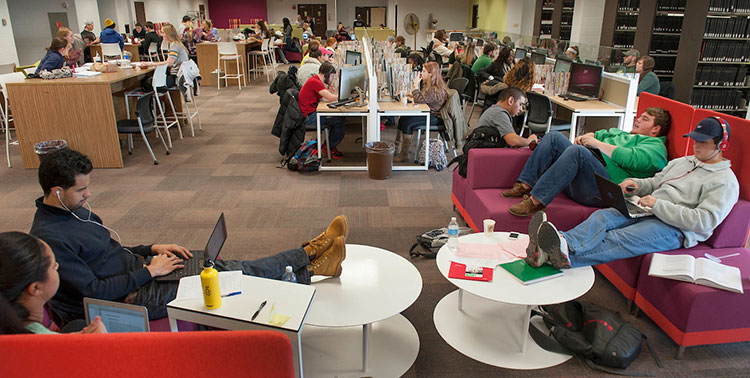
top-left (282, 266), bottom-right (297, 283)
top-left (448, 217), bottom-right (459, 251)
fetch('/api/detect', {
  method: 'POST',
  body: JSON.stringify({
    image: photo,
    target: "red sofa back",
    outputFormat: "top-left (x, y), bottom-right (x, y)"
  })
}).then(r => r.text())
top-left (0, 330), bottom-right (295, 378)
top-left (637, 92), bottom-right (695, 159)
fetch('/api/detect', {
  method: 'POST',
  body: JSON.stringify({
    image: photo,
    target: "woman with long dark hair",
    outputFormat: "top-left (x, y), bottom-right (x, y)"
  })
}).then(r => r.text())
top-left (0, 232), bottom-right (106, 334)
top-left (636, 56), bottom-right (660, 95)
top-left (394, 61), bottom-right (448, 162)
top-left (477, 46), bottom-right (513, 83)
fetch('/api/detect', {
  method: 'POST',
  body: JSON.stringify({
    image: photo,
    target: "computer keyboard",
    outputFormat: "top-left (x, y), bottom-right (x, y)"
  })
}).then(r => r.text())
top-left (626, 201), bottom-right (651, 215)
top-left (560, 94), bottom-right (588, 102)
top-left (327, 98), bottom-right (356, 108)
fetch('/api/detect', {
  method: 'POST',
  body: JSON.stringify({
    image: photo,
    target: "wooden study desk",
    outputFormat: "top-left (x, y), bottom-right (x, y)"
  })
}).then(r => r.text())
top-left (315, 101), bottom-right (369, 171)
top-left (89, 43), bottom-right (141, 62)
top-left (5, 67), bottom-right (180, 168)
top-left (547, 94), bottom-right (625, 142)
top-left (196, 41), bottom-right (260, 87)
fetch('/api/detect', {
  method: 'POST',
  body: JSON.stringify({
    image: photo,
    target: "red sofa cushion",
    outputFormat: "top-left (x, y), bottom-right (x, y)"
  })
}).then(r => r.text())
top-left (0, 330), bottom-right (295, 378)
top-left (636, 92), bottom-right (695, 159)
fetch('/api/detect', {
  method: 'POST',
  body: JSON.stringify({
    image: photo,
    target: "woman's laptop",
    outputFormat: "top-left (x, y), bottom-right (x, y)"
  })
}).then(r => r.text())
top-left (83, 297), bottom-right (150, 332)
top-left (155, 213), bottom-right (227, 282)
top-left (594, 174), bottom-right (653, 218)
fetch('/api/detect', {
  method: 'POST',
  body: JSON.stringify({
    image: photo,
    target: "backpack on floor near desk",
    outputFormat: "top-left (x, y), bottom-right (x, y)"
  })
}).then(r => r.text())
top-left (409, 227), bottom-right (474, 259)
top-left (529, 300), bottom-right (662, 376)
top-left (281, 140), bottom-right (320, 173)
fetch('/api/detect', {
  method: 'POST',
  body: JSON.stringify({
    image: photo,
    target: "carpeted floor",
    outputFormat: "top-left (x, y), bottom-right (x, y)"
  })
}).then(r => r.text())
top-left (2, 71), bottom-right (748, 377)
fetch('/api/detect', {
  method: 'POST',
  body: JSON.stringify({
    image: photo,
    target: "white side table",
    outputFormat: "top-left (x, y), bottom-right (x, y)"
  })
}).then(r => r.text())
top-left (434, 232), bottom-right (595, 369)
top-left (167, 275), bottom-right (315, 378)
top-left (302, 244), bottom-right (423, 378)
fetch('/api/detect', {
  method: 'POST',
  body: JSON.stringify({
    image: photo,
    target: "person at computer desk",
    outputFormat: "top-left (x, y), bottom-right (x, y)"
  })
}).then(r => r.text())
top-left (0, 231), bottom-right (107, 334)
top-left (99, 18), bottom-right (124, 51)
top-left (526, 117), bottom-right (739, 269)
top-left (29, 149), bottom-right (349, 325)
top-left (299, 62), bottom-right (347, 158)
top-left (394, 36), bottom-right (409, 58)
top-left (636, 56), bottom-right (660, 96)
top-left (616, 49), bottom-right (640, 74)
top-left (394, 61), bottom-right (448, 163)
top-left (565, 46), bottom-right (582, 63)
top-left (431, 30), bottom-right (453, 64)
top-left (503, 107), bottom-right (671, 217)
top-left (472, 42), bottom-right (498, 75)
top-left (301, 39), bottom-right (321, 65)
top-left (474, 87), bottom-right (538, 148)
top-left (298, 48), bottom-right (327, 86)
top-left (477, 46), bottom-right (512, 84)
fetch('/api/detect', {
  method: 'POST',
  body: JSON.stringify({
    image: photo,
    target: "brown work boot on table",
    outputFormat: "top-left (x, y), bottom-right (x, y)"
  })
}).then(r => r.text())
top-left (501, 182), bottom-right (531, 198)
top-left (302, 215), bottom-right (348, 260)
top-left (508, 195), bottom-right (546, 217)
top-left (308, 236), bottom-right (346, 277)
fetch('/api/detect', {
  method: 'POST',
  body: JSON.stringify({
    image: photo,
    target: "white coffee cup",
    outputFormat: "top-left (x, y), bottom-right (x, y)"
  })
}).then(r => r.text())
top-left (483, 219), bottom-right (495, 236)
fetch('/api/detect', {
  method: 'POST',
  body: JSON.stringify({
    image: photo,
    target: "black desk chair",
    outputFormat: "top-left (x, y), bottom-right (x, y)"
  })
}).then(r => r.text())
top-left (117, 93), bottom-right (170, 165)
top-left (520, 91), bottom-right (571, 137)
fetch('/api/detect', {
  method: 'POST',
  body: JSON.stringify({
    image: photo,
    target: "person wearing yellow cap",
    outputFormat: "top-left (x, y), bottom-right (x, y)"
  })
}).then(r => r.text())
top-left (99, 18), bottom-right (124, 50)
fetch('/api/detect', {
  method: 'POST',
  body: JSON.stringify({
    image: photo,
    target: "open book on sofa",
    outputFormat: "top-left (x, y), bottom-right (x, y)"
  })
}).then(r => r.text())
top-left (648, 253), bottom-right (744, 294)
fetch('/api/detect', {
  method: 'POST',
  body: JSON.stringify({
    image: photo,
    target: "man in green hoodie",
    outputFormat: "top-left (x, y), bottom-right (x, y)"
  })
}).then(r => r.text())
top-left (503, 107), bottom-right (670, 216)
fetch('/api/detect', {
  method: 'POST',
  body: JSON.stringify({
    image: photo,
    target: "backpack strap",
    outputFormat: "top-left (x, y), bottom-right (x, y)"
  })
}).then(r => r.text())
top-left (642, 333), bottom-right (663, 368)
top-left (583, 359), bottom-right (655, 377)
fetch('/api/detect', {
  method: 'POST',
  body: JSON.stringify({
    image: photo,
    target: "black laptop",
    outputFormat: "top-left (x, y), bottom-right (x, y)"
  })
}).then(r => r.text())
top-left (155, 213), bottom-right (227, 282)
top-left (594, 174), bottom-right (653, 219)
top-left (587, 147), bottom-right (607, 166)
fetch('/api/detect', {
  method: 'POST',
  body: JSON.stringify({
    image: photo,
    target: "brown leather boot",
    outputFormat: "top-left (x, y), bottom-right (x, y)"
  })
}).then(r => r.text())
top-left (501, 182), bottom-right (531, 198)
top-left (308, 236), bottom-right (346, 277)
top-left (393, 134), bottom-right (412, 162)
top-left (302, 215), bottom-right (348, 260)
top-left (394, 130), bottom-right (403, 154)
top-left (508, 195), bottom-right (546, 217)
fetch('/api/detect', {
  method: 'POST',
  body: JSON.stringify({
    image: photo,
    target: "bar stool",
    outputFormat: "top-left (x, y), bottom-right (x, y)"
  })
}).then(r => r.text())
top-left (0, 72), bottom-right (25, 167)
top-left (101, 43), bottom-right (123, 61)
top-left (166, 77), bottom-right (202, 138)
top-left (146, 42), bottom-right (159, 62)
top-left (125, 65), bottom-right (181, 147)
top-left (248, 39), bottom-right (275, 82)
top-left (217, 42), bottom-right (246, 90)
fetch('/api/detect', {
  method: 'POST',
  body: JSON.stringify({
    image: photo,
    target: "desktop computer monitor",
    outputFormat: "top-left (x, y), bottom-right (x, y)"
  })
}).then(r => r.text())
top-left (554, 58), bottom-right (572, 73)
top-left (449, 32), bottom-right (464, 42)
top-left (476, 38), bottom-right (484, 47)
top-left (531, 52), bottom-right (547, 65)
top-left (514, 48), bottom-right (527, 60)
top-left (346, 50), bottom-right (362, 65)
top-left (567, 62), bottom-right (603, 98)
top-left (585, 59), bottom-right (602, 67)
top-left (338, 64), bottom-right (368, 102)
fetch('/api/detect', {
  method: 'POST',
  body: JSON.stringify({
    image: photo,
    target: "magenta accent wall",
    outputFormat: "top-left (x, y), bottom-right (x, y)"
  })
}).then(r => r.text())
top-left (207, 0), bottom-right (268, 28)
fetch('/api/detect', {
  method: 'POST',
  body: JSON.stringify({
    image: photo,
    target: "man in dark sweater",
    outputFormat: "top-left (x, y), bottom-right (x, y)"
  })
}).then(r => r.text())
top-left (30, 149), bottom-right (347, 325)
top-left (139, 21), bottom-right (162, 57)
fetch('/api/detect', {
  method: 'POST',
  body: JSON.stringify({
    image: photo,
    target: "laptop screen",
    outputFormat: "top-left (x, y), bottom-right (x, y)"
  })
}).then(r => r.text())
top-left (84, 298), bottom-right (149, 332)
top-left (205, 213), bottom-right (227, 260)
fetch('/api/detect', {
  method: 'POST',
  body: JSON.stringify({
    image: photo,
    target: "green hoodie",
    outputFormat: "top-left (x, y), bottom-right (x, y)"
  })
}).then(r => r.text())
top-left (594, 128), bottom-right (667, 183)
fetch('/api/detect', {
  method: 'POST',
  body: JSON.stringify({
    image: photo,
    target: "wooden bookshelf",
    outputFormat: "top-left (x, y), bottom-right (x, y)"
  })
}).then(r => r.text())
top-left (533, 0), bottom-right (575, 40)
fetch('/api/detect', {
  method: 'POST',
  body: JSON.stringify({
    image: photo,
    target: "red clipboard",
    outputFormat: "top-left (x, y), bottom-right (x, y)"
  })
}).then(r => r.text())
top-left (448, 261), bottom-right (493, 282)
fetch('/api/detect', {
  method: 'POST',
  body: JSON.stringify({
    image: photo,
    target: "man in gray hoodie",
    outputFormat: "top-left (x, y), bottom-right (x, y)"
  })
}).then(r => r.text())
top-left (526, 117), bottom-right (740, 268)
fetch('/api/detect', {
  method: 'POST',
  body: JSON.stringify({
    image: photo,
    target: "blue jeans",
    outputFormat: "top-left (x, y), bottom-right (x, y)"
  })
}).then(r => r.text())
top-left (305, 112), bottom-right (346, 148)
top-left (398, 115), bottom-right (438, 134)
top-left (562, 208), bottom-right (684, 267)
top-left (133, 248), bottom-right (311, 320)
top-left (518, 131), bottom-right (609, 207)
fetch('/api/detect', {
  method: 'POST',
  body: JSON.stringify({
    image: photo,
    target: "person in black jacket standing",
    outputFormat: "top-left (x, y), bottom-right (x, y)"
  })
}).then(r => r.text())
top-left (30, 149), bottom-right (348, 325)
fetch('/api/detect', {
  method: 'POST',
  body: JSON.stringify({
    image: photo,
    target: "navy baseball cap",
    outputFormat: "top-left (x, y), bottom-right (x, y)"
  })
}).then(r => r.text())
top-left (683, 117), bottom-right (730, 142)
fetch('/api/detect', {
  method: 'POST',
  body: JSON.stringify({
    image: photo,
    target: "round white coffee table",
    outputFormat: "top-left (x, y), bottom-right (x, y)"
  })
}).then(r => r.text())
top-left (302, 244), bottom-right (422, 378)
top-left (434, 232), bottom-right (595, 369)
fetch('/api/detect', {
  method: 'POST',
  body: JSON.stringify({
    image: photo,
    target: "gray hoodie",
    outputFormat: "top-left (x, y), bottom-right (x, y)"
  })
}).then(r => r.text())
top-left (631, 155), bottom-right (739, 248)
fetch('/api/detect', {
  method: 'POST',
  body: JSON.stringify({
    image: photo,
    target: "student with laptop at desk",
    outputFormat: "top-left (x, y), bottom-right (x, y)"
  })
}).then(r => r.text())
top-left (526, 117), bottom-right (739, 270)
top-left (502, 107), bottom-right (671, 217)
top-left (29, 149), bottom-right (349, 326)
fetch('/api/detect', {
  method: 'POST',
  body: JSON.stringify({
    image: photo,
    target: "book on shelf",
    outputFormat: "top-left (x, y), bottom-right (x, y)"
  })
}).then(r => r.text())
top-left (705, 16), bottom-right (750, 38)
top-left (617, 0), bottom-right (640, 11)
top-left (498, 259), bottom-right (563, 285)
top-left (695, 65), bottom-right (748, 86)
top-left (648, 253), bottom-right (744, 293)
top-left (691, 88), bottom-right (744, 110)
top-left (710, 0), bottom-right (750, 13)
top-left (657, 0), bottom-right (686, 11)
top-left (699, 40), bottom-right (750, 62)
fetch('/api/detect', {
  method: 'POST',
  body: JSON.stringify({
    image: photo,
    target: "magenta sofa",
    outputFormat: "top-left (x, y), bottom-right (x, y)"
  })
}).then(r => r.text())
top-left (451, 94), bottom-right (750, 356)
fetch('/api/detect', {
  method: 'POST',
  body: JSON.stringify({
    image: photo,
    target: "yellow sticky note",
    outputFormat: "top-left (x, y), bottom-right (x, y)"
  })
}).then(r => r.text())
top-left (269, 313), bottom-right (291, 327)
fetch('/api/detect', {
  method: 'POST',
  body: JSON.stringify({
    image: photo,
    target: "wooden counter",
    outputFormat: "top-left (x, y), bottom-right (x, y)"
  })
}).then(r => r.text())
top-left (6, 67), bottom-right (166, 168)
top-left (196, 40), bottom-right (260, 87)
top-left (89, 43), bottom-right (141, 62)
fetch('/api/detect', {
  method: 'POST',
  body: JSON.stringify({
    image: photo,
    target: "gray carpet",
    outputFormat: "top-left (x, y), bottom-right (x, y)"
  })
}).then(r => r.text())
top-left (2, 70), bottom-right (749, 377)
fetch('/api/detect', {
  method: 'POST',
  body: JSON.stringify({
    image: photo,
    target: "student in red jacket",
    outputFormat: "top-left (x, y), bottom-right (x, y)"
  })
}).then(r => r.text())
top-left (298, 62), bottom-right (346, 158)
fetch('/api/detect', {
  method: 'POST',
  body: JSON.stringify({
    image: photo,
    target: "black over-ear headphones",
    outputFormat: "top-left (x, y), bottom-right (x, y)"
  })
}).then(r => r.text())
top-left (713, 116), bottom-right (729, 151)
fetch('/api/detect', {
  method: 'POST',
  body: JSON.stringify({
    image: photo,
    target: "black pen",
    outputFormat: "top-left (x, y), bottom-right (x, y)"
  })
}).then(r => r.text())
top-left (251, 300), bottom-right (267, 321)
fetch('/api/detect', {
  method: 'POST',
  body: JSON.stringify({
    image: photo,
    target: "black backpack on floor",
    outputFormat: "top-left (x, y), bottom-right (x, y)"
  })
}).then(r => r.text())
top-left (529, 300), bottom-right (662, 376)
top-left (448, 125), bottom-right (506, 178)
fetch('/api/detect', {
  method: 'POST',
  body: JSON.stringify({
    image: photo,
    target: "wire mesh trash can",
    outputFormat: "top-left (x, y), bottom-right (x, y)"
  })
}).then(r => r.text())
top-left (365, 141), bottom-right (395, 180)
top-left (34, 140), bottom-right (68, 162)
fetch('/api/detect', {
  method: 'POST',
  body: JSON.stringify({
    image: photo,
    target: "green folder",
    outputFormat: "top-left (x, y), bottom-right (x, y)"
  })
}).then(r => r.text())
top-left (499, 259), bottom-right (564, 285)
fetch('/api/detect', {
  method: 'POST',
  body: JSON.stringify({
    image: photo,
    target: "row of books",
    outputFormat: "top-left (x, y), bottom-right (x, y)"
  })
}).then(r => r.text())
top-left (653, 57), bottom-right (677, 73)
top-left (653, 15), bottom-right (683, 32)
top-left (613, 34), bottom-right (635, 48)
top-left (695, 65), bottom-right (749, 86)
top-left (704, 16), bottom-right (750, 38)
top-left (656, 0), bottom-right (686, 11)
top-left (709, 0), bottom-right (750, 13)
top-left (650, 35), bottom-right (680, 54)
top-left (616, 14), bottom-right (638, 28)
top-left (691, 89), bottom-right (746, 110)
top-left (699, 40), bottom-right (750, 61)
top-left (617, 0), bottom-right (640, 11)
